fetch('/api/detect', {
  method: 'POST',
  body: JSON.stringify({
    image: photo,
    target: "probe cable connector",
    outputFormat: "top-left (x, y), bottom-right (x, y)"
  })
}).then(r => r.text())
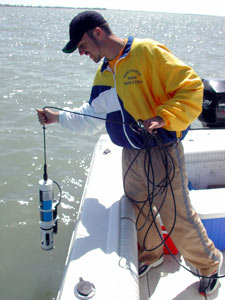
top-left (130, 119), bottom-right (147, 135)
top-left (137, 119), bottom-right (145, 131)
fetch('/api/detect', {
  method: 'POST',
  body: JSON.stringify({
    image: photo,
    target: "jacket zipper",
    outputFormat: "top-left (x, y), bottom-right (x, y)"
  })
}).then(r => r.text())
top-left (113, 58), bottom-right (140, 149)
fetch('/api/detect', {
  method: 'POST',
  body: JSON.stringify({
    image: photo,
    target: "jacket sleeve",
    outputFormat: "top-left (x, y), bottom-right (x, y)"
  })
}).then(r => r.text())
top-left (152, 44), bottom-right (203, 131)
top-left (59, 102), bottom-right (106, 135)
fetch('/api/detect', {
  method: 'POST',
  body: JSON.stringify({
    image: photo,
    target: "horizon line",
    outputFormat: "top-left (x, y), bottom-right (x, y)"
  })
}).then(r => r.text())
top-left (1, 3), bottom-right (224, 18)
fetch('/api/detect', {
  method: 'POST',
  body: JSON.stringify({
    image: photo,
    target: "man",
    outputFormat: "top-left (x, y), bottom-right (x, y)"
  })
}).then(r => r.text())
top-left (37, 10), bottom-right (222, 296)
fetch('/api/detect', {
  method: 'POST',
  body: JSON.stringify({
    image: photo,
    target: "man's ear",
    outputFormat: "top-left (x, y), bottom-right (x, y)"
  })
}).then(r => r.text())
top-left (93, 27), bottom-right (103, 39)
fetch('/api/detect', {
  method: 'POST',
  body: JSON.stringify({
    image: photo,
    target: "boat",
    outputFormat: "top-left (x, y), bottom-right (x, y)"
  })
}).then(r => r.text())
top-left (56, 79), bottom-right (225, 300)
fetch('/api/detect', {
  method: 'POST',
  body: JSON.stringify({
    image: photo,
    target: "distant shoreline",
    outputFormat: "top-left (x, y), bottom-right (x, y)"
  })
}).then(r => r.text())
top-left (0, 4), bottom-right (107, 10)
top-left (1, 3), bottom-right (224, 17)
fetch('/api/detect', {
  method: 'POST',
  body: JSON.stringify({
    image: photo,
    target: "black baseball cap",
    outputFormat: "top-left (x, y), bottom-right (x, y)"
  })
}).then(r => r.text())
top-left (62, 11), bottom-right (107, 53)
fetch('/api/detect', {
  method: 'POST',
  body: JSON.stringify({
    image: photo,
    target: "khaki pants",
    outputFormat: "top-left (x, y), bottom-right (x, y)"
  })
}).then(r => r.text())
top-left (122, 140), bottom-right (221, 276)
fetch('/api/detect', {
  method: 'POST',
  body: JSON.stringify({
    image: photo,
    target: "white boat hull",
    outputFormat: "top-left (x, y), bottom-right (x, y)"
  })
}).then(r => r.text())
top-left (57, 134), bottom-right (139, 300)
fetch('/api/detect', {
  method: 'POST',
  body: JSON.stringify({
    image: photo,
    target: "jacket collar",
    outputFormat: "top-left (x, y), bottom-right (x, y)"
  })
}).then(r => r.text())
top-left (101, 36), bottom-right (134, 73)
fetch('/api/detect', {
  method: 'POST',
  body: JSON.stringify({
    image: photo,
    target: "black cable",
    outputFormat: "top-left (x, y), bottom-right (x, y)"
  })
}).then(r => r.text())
top-left (42, 125), bottom-right (62, 205)
top-left (123, 131), bottom-right (177, 253)
top-left (41, 106), bottom-right (224, 279)
top-left (53, 180), bottom-right (62, 207)
top-left (123, 127), bottom-right (225, 280)
top-left (43, 125), bottom-right (48, 181)
top-left (43, 105), bottom-right (135, 128)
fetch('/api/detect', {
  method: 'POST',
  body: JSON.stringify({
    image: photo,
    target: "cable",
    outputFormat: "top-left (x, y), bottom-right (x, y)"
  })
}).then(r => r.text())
top-left (53, 180), bottom-right (62, 207)
top-left (42, 125), bottom-right (62, 205)
top-left (123, 126), bottom-right (225, 280)
top-left (41, 106), bottom-right (224, 279)
top-left (123, 130), bottom-right (177, 252)
top-left (43, 105), bottom-right (137, 128)
top-left (42, 125), bottom-right (48, 181)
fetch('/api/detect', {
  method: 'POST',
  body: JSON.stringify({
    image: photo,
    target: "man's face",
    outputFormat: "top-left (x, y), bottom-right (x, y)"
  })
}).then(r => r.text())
top-left (77, 31), bottom-right (103, 63)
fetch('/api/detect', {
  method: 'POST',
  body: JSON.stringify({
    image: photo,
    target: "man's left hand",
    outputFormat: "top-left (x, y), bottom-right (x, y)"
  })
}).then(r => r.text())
top-left (143, 116), bottom-right (165, 134)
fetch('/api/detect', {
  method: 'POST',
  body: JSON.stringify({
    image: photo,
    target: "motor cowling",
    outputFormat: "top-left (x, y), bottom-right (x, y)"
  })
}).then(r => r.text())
top-left (198, 79), bottom-right (225, 127)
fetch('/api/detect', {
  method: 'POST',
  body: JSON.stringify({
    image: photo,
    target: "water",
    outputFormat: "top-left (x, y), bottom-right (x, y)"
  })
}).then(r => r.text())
top-left (0, 6), bottom-right (225, 300)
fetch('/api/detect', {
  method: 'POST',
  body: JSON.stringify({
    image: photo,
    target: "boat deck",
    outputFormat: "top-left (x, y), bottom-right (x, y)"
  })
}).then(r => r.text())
top-left (57, 131), bottom-right (225, 300)
top-left (139, 252), bottom-right (225, 300)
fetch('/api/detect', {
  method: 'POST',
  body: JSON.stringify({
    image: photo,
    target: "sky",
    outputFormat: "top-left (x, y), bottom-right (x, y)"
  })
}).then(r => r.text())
top-left (1, 0), bottom-right (225, 17)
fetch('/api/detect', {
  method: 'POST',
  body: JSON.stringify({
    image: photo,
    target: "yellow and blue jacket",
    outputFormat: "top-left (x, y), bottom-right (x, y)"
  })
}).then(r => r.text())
top-left (60, 36), bottom-right (203, 149)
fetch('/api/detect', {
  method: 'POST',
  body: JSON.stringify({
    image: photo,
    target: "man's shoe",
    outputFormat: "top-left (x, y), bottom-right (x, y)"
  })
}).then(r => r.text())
top-left (199, 253), bottom-right (223, 296)
top-left (138, 255), bottom-right (164, 278)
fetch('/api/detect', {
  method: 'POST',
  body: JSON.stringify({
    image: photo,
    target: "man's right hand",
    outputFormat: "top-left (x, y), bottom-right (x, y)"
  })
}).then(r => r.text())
top-left (36, 108), bottom-right (59, 125)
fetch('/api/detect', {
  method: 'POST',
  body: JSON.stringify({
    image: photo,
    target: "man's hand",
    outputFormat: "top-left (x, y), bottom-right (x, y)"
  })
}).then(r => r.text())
top-left (143, 116), bottom-right (165, 134)
top-left (36, 108), bottom-right (59, 125)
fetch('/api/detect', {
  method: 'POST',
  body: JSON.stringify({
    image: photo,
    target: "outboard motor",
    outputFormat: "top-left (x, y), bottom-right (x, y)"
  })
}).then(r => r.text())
top-left (198, 79), bottom-right (225, 127)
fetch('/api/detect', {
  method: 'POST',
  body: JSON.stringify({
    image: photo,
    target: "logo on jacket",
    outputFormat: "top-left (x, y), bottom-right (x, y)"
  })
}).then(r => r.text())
top-left (123, 69), bottom-right (142, 85)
